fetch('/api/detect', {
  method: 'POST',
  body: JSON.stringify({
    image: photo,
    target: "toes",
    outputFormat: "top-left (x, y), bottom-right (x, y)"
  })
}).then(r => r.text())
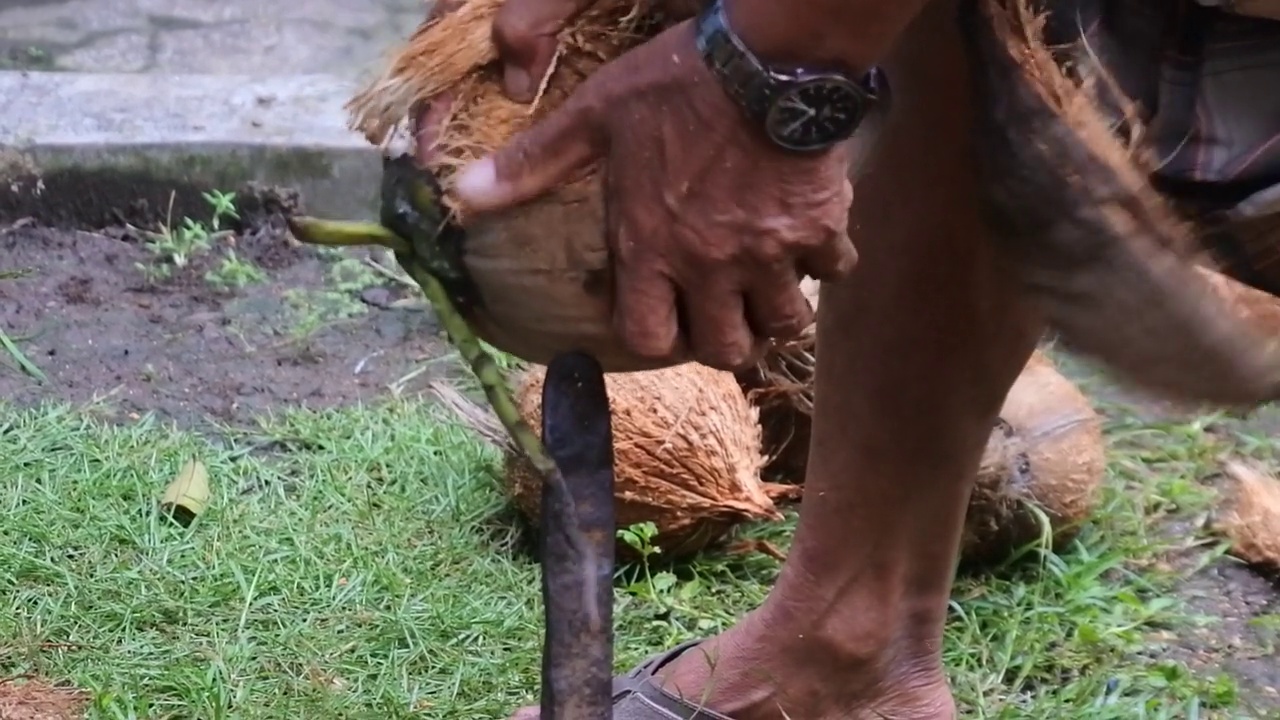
top-left (507, 705), bottom-right (540, 720)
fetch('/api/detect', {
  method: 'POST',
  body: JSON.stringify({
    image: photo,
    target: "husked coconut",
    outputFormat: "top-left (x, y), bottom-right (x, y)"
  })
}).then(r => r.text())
top-left (506, 363), bottom-right (796, 560)
top-left (961, 350), bottom-right (1106, 566)
top-left (1213, 461), bottom-right (1280, 571)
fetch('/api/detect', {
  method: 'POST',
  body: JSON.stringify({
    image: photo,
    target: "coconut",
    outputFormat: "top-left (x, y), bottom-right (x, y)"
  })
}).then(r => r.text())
top-left (503, 363), bottom-right (799, 561)
top-left (345, 0), bottom-right (705, 372)
top-left (960, 350), bottom-right (1106, 566)
top-left (1213, 461), bottom-right (1280, 571)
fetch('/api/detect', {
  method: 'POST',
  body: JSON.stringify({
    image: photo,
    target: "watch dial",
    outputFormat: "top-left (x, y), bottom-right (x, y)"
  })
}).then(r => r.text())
top-left (766, 79), bottom-right (865, 152)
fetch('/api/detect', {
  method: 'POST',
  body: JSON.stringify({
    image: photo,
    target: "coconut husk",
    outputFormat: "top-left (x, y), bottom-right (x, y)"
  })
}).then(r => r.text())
top-left (961, 350), bottom-right (1106, 566)
top-left (1213, 461), bottom-right (1280, 571)
top-left (737, 278), bottom-right (820, 482)
top-left (433, 364), bottom-right (794, 561)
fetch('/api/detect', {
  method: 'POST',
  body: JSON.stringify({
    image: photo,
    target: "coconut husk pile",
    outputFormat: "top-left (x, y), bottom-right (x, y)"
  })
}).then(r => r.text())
top-left (749, 265), bottom-right (1280, 484)
top-left (434, 364), bottom-right (800, 562)
top-left (1213, 461), bottom-right (1280, 572)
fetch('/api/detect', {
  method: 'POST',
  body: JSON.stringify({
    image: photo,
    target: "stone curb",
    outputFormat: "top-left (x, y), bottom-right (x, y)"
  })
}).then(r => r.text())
top-left (0, 71), bottom-right (385, 228)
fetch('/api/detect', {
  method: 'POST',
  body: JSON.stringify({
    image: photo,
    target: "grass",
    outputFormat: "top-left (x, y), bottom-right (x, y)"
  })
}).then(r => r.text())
top-left (0, 390), bottom-right (1269, 719)
top-left (1, 267), bottom-right (47, 384)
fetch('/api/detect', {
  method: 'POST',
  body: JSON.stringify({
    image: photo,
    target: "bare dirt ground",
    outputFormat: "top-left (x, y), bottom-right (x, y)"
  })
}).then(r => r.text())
top-left (0, 677), bottom-right (88, 720)
top-left (0, 221), bottom-right (446, 428)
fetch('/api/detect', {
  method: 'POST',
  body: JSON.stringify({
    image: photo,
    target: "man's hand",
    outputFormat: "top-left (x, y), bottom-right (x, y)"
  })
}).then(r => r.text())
top-left (454, 21), bottom-right (857, 371)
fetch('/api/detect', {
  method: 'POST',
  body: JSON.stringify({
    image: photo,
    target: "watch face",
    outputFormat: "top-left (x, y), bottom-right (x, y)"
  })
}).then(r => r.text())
top-left (765, 78), bottom-right (867, 152)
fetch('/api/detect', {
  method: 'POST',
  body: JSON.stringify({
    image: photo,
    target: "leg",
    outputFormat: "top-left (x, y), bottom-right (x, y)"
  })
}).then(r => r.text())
top-left (634, 2), bottom-right (1043, 718)
top-left (511, 0), bottom-right (1044, 717)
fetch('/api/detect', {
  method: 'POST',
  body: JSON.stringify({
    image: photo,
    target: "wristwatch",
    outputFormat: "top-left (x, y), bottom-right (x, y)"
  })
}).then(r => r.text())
top-left (693, 0), bottom-right (887, 153)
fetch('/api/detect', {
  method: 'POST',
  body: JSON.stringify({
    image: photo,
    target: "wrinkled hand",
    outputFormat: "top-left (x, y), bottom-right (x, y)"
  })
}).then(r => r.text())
top-left (425, 3), bottom-right (859, 371)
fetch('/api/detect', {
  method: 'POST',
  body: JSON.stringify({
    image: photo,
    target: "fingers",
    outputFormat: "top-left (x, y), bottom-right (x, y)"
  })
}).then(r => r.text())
top-left (681, 277), bottom-right (757, 371)
top-left (746, 262), bottom-right (814, 338)
top-left (797, 179), bottom-right (858, 281)
top-left (453, 95), bottom-right (603, 213)
top-left (493, 0), bottom-right (598, 101)
top-left (798, 235), bottom-right (859, 282)
top-left (613, 260), bottom-right (682, 361)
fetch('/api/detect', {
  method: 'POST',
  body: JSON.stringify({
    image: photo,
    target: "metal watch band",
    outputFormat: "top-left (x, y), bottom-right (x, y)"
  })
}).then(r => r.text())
top-left (693, 0), bottom-right (776, 126)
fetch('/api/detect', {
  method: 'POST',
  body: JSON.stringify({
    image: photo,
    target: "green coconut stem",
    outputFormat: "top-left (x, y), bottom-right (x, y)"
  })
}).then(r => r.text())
top-left (394, 253), bottom-right (562, 479)
top-left (287, 215), bottom-right (561, 481)
top-left (288, 217), bottom-right (411, 254)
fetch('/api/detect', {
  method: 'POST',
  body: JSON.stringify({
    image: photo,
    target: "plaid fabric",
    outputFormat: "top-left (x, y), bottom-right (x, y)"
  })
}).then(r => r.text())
top-left (1045, 1), bottom-right (1280, 292)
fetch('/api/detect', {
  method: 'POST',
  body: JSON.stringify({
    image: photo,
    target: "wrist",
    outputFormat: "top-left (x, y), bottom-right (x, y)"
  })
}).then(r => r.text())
top-left (723, 0), bottom-right (928, 72)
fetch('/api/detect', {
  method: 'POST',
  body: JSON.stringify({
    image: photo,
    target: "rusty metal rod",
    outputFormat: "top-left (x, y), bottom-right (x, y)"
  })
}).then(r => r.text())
top-left (538, 352), bottom-right (616, 720)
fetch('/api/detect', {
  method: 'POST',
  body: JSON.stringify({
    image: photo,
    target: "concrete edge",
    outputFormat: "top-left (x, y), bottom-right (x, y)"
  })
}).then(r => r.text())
top-left (0, 71), bottom-right (389, 228)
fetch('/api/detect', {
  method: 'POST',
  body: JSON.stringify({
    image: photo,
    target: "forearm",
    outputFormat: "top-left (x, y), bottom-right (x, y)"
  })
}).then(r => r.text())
top-left (725, 0), bottom-right (932, 73)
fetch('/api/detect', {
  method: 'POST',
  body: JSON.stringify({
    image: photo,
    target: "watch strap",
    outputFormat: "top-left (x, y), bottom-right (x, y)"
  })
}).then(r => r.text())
top-left (694, 0), bottom-right (777, 127)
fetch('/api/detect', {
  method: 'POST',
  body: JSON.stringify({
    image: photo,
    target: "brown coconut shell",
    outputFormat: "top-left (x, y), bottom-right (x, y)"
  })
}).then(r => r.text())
top-left (1214, 461), bottom-right (1280, 571)
top-left (960, 350), bottom-right (1106, 566)
top-left (506, 363), bottom-right (791, 561)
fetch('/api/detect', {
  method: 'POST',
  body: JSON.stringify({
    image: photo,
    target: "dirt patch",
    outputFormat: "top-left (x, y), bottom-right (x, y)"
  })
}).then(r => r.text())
top-left (0, 677), bottom-right (88, 720)
top-left (0, 220), bottom-right (447, 428)
top-left (1173, 561), bottom-right (1280, 712)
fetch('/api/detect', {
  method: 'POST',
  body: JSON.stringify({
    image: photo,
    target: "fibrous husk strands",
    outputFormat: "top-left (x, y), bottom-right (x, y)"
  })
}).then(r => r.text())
top-left (346, 0), bottom-right (656, 208)
top-left (434, 364), bottom-right (790, 562)
top-left (737, 278), bottom-right (819, 482)
top-left (510, 363), bottom-right (782, 561)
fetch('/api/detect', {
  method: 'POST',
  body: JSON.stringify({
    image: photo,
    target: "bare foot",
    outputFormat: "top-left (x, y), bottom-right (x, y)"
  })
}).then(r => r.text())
top-left (506, 609), bottom-right (955, 720)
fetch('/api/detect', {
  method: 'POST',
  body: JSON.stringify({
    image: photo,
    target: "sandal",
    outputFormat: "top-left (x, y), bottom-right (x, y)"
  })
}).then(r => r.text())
top-left (610, 639), bottom-right (734, 719)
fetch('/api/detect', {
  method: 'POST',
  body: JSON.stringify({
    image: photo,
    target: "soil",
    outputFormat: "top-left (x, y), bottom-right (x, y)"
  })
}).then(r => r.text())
top-left (0, 215), bottom-right (447, 428)
top-left (0, 678), bottom-right (88, 720)
top-left (1174, 560), bottom-right (1280, 713)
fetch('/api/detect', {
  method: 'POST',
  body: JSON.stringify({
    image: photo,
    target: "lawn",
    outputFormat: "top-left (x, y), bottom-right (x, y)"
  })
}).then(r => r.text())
top-left (2, 386), bottom-right (1276, 719)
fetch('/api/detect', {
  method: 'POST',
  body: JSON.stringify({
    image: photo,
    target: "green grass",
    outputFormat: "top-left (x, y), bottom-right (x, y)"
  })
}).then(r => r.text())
top-left (0, 396), bottom-right (1265, 719)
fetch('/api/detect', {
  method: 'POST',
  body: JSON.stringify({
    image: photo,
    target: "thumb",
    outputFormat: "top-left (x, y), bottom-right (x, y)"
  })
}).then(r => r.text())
top-left (453, 97), bottom-right (603, 214)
